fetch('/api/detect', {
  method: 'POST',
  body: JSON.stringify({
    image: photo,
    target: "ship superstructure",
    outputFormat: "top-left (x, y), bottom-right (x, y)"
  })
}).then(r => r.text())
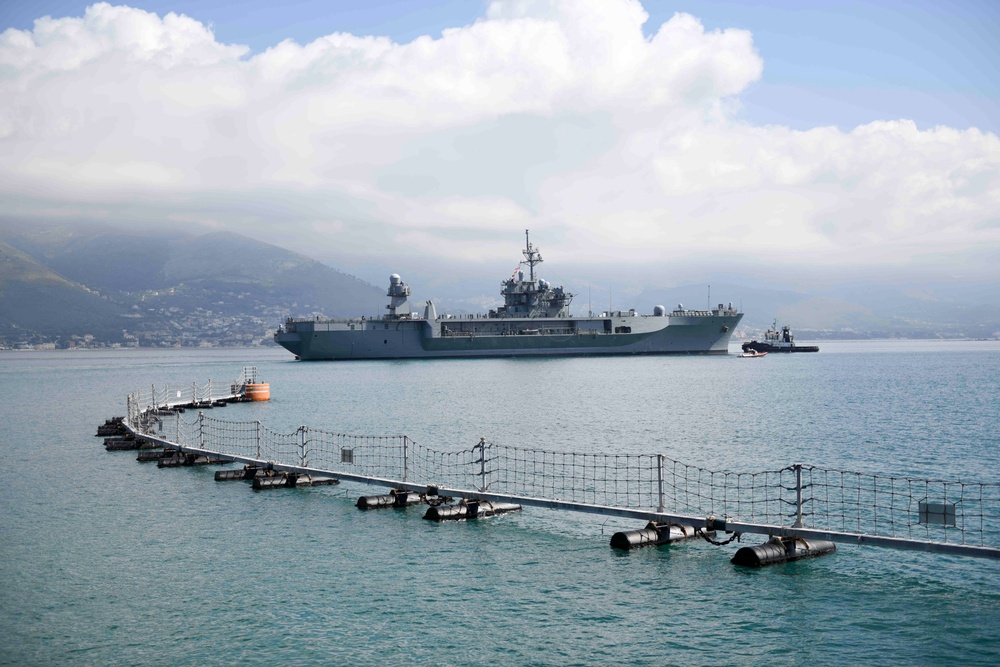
top-left (491, 231), bottom-right (572, 319)
top-left (275, 231), bottom-right (743, 360)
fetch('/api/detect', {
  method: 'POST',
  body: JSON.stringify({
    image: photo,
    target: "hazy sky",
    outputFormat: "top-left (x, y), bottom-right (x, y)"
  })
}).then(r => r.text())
top-left (2, 0), bottom-right (998, 289)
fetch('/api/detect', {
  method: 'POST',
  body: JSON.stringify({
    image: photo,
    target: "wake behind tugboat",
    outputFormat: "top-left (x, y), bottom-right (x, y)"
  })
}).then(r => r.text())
top-left (275, 231), bottom-right (743, 360)
top-left (742, 322), bottom-right (819, 353)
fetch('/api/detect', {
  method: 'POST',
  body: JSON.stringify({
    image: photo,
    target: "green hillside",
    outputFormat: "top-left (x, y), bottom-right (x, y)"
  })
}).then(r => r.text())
top-left (0, 222), bottom-right (384, 348)
top-left (0, 241), bottom-right (130, 344)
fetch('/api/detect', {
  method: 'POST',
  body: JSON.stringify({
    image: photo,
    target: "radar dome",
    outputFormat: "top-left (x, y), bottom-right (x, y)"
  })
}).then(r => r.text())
top-left (653, 305), bottom-right (666, 316)
top-left (389, 274), bottom-right (401, 285)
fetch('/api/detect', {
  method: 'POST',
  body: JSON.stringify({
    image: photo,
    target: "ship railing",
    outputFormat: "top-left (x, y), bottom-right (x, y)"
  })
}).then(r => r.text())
top-left (438, 326), bottom-right (595, 337)
top-left (293, 316), bottom-right (389, 325)
top-left (124, 387), bottom-right (1000, 561)
top-left (671, 309), bottom-right (730, 317)
top-left (124, 372), bottom-right (253, 427)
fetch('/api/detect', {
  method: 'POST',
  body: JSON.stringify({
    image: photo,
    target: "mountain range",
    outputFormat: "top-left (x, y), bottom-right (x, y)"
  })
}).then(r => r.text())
top-left (1, 220), bottom-right (997, 348)
top-left (0, 221), bottom-right (383, 348)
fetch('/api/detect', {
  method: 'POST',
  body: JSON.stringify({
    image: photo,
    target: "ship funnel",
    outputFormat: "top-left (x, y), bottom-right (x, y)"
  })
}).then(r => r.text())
top-left (424, 300), bottom-right (437, 321)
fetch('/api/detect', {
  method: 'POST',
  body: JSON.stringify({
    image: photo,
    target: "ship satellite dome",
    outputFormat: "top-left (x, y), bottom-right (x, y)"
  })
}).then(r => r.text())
top-left (390, 274), bottom-right (401, 285)
top-left (653, 305), bottom-right (666, 316)
top-left (677, 303), bottom-right (683, 310)
top-left (539, 279), bottom-right (548, 289)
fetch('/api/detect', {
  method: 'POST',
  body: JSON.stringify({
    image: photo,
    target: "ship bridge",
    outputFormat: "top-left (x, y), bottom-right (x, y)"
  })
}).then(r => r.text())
top-left (492, 230), bottom-right (573, 318)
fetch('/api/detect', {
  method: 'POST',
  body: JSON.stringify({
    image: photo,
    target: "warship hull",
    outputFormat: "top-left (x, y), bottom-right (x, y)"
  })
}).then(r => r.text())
top-left (276, 312), bottom-right (742, 361)
top-left (275, 231), bottom-right (743, 361)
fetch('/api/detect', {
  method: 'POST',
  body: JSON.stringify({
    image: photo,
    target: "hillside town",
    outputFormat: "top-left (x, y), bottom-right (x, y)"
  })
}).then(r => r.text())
top-left (1, 306), bottom-right (285, 350)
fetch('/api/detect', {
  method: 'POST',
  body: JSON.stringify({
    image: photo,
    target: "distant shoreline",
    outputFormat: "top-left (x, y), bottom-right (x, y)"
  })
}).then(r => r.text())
top-left (2, 338), bottom-right (998, 354)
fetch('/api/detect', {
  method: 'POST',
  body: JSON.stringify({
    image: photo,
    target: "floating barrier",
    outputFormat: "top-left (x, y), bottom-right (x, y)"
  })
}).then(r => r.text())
top-left (251, 473), bottom-right (339, 490)
top-left (156, 453), bottom-right (186, 467)
top-left (96, 417), bottom-right (126, 437)
top-left (731, 536), bottom-right (837, 567)
top-left (356, 489), bottom-right (424, 510)
top-left (157, 453), bottom-right (228, 468)
top-left (105, 436), bottom-right (138, 451)
top-left (356, 493), bottom-right (396, 509)
top-left (295, 474), bottom-right (339, 487)
top-left (609, 522), bottom-right (711, 550)
top-left (106, 437), bottom-right (160, 451)
top-left (215, 465), bottom-right (264, 481)
top-left (423, 499), bottom-right (522, 522)
top-left (136, 449), bottom-right (166, 462)
top-left (252, 475), bottom-right (290, 490)
top-left (103, 367), bottom-right (1000, 564)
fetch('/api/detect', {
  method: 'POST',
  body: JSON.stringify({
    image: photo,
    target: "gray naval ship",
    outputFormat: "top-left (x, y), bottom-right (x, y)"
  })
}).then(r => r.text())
top-left (274, 231), bottom-right (743, 360)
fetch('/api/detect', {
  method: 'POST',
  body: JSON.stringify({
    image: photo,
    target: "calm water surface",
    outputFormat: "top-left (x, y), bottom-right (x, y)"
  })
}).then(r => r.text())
top-left (1, 341), bottom-right (998, 666)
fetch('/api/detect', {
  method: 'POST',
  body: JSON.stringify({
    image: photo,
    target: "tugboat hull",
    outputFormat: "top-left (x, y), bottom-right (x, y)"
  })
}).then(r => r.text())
top-left (741, 341), bottom-right (819, 353)
top-left (741, 322), bottom-right (819, 353)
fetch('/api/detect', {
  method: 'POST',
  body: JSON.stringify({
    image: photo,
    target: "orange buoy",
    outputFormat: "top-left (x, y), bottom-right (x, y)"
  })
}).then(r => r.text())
top-left (244, 382), bottom-right (270, 402)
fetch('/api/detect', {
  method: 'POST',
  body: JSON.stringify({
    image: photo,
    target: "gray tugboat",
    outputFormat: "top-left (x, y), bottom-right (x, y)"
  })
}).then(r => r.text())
top-left (741, 322), bottom-right (819, 353)
top-left (274, 231), bottom-right (743, 360)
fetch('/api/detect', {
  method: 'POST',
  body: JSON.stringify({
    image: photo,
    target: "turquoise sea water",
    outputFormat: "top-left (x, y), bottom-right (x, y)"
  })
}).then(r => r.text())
top-left (1, 341), bottom-right (998, 666)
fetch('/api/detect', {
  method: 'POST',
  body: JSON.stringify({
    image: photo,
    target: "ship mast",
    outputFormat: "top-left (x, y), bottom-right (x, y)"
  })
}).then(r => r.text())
top-left (522, 229), bottom-right (543, 282)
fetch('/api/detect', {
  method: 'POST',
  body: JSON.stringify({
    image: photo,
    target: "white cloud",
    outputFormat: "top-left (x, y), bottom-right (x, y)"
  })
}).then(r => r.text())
top-left (0, 0), bottom-right (998, 284)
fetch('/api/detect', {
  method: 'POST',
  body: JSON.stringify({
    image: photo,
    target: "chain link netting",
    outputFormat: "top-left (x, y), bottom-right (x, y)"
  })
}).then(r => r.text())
top-left (133, 404), bottom-right (1000, 550)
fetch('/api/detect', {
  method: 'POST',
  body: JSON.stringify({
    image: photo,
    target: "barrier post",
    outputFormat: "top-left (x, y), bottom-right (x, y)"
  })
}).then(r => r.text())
top-left (657, 454), bottom-right (665, 513)
top-left (793, 464), bottom-right (804, 528)
top-left (478, 437), bottom-right (487, 492)
top-left (299, 426), bottom-right (307, 467)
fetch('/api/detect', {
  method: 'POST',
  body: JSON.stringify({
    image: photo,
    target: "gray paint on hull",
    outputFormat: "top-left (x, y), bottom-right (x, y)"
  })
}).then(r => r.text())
top-left (276, 314), bottom-right (743, 360)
